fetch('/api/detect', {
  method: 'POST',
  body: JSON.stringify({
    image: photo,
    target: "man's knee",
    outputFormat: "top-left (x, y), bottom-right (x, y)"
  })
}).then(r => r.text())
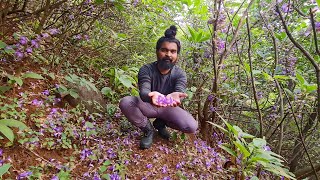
top-left (183, 120), bottom-right (198, 133)
top-left (119, 96), bottom-right (136, 110)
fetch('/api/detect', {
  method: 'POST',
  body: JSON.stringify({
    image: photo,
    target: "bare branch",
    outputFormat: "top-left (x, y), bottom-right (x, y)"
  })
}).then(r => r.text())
top-left (310, 8), bottom-right (320, 56)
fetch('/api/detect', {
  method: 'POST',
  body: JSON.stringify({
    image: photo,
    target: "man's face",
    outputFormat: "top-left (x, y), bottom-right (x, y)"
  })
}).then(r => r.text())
top-left (156, 41), bottom-right (178, 63)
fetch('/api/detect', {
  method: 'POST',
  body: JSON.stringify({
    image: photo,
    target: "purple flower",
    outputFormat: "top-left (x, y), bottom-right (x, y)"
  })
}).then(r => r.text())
top-left (257, 91), bottom-right (263, 99)
top-left (217, 39), bottom-right (225, 52)
top-left (19, 36), bottom-right (28, 45)
top-left (110, 173), bottom-right (121, 180)
top-left (80, 148), bottom-right (93, 160)
top-left (146, 163), bottom-right (152, 169)
top-left (48, 28), bottom-right (60, 35)
top-left (75, 34), bottom-right (82, 40)
top-left (263, 145), bottom-right (271, 151)
top-left (0, 149), bottom-right (2, 156)
top-left (281, 3), bottom-right (291, 13)
top-left (161, 165), bottom-right (167, 173)
top-left (209, 105), bottom-right (216, 112)
top-left (163, 177), bottom-right (171, 180)
top-left (31, 40), bottom-right (39, 48)
top-left (51, 176), bottom-right (59, 180)
top-left (26, 47), bottom-right (33, 54)
top-left (15, 51), bottom-right (24, 59)
top-left (42, 90), bottom-right (50, 96)
top-left (83, 34), bottom-right (89, 40)
top-left (50, 108), bottom-right (58, 115)
top-left (31, 99), bottom-right (43, 106)
top-left (176, 162), bottom-right (182, 169)
top-left (207, 94), bottom-right (214, 101)
top-left (41, 33), bottom-right (50, 38)
top-left (315, 22), bottom-right (320, 32)
top-left (18, 171), bottom-right (32, 179)
top-left (93, 174), bottom-right (101, 180)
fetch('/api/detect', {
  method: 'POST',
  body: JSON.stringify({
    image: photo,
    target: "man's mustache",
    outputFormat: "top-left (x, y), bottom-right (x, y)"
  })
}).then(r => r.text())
top-left (161, 57), bottom-right (172, 61)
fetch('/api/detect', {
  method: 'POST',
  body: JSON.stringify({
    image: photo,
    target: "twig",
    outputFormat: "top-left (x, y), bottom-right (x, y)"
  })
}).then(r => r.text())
top-left (246, 16), bottom-right (263, 138)
top-left (310, 8), bottom-right (320, 56)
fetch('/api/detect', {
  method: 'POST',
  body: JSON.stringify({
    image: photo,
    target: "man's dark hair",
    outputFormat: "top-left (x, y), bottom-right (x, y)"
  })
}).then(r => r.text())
top-left (156, 25), bottom-right (181, 54)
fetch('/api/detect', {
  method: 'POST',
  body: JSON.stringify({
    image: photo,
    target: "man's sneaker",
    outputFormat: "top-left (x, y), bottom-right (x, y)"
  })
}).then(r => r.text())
top-left (153, 118), bottom-right (171, 140)
top-left (139, 120), bottom-right (155, 149)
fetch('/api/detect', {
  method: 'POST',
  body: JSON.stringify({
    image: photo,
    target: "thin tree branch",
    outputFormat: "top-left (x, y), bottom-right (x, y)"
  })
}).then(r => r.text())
top-left (246, 15), bottom-right (263, 138)
top-left (310, 8), bottom-right (320, 56)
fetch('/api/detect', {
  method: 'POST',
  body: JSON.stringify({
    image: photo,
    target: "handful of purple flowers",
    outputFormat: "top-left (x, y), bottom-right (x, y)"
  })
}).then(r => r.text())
top-left (157, 95), bottom-right (175, 106)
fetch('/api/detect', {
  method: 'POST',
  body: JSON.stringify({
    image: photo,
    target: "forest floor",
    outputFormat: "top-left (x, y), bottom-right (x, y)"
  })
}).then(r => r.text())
top-left (0, 59), bottom-right (233, 180)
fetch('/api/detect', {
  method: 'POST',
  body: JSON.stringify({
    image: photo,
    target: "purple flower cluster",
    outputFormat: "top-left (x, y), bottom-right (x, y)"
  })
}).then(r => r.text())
top-left (31, 99), bottom-right (43, 106)
top-left (0, 149), bottom-right (3, 166)
top-left (315, 22), bottom-right (320, 32)
top-left (80, 148), bottom-right (93, 160)
top-left (281, 3), bottom-right (292, 13)
top-left (17, 171), bottom-right (32, 180)
top-left (12, 28), bottom-right (60, 60)
top-left (157, 96), bottom-right (174, 105)
top-left (280, 56), bottom-right (297, 76)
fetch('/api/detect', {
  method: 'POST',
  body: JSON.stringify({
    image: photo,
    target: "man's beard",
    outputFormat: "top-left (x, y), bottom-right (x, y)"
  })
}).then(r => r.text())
top-left (157, 58), bottom-right (175, 71)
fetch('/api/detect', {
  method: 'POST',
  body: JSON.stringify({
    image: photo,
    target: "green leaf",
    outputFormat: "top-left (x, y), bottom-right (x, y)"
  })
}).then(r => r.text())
top-left (101, 87), bottom-right (113, 96)
top-left (262, 72), bottom-right (273, 82)
top-left (0, 123), bottom-right (14, 142)
top-left (316, 0), bottom-right (320, 8)
top-left (180, 133), bottom-right (186, 140)
top-left (0, 119), bottom-right (28, 130)
top-left (275, 32), bottom-right (287, 41)
top-left (69, 89), bottom-right (79, 99)
top-left (64, 75), bottom-right (74, 83)
top-left (131, 88), bottom-right (139, 96)
top-left (101, 174), bottom-right (111, 180)
top-left (187, 26), bottom-right (196, 41)
top-left (220, 144), bottom-right (237, 157)
top-left (118, 76), bottom-right (133, 88)
top-left (200, 33), bottom-right (211, 42)
top-left (85, 121), bottom-right (94, 128)
top-left (196, 31), bottom-right (203, 42)
top-left (103, 160), bottom-right (111, 166)
top-left (250, 176), bottom-right (259, 180)
top-left (13, 77), bottom-right (23, 86)
top-left (0, 40), bottom-right (7, 49)
top-left (252, 138), bottom-right (267, 148)
top-left (274, 75), bottom-right (291, 81)
top-left (22, 72), bottom-right (44, 80)
top-left (234, 140), bottom-right (250, 158)
top-left (48, 73), bottom-right (55, 80)
top-left (296, 73), bottom-right (305, 85)
top-left (207, 121), bottom-right (228, 134)
top-left (305, 84), bottom-right (317, 93)
top-left (0, 163), bottom-right (11, 177)
top-left (99, 166), bottom-right (107, 173)
top-left (95, 0), bottom-right (104, 4)
top-left (283, 88), bottom-right (295, 98)
top-left (0, 86), bottom-right (11, 94)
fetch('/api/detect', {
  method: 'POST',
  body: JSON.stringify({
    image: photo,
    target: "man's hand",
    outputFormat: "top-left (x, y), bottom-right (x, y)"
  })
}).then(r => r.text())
top-left (166, 92), bottom-right (188, 107)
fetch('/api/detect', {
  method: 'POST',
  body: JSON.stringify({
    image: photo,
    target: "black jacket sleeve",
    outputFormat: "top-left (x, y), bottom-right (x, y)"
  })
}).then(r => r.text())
top-left (174, 68), bottom-right (187, 93)
top-left (138, 65), bottom-right (152, 102)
